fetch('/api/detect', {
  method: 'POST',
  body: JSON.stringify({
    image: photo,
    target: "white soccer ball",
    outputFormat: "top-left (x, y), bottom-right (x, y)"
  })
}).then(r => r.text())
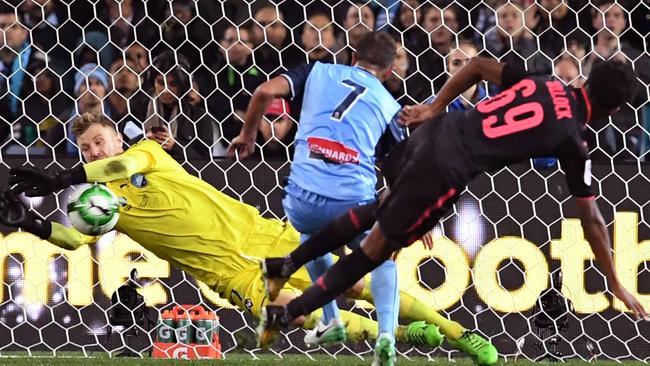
top-left (67, 184), bottom-right (120, 235)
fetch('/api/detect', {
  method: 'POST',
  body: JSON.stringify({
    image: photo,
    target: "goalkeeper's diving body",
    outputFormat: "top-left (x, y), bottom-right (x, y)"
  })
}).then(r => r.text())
top-left (1, 112), bottom-right (494, 360)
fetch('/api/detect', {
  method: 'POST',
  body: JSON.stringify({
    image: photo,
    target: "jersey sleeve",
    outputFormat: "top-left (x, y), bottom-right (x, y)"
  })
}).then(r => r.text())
top-left (83, 140), bottom-right (160, 182)
top-left (501, 62), bottom-right (529, 89)
top-left (556, 137), bottom-right (595, 199)
top-left (280, 62), bottom-right (316, 100)
top-left (376, 112), bottom-right (408, 158)
top-left (48, 222), bottom-right (99, 250)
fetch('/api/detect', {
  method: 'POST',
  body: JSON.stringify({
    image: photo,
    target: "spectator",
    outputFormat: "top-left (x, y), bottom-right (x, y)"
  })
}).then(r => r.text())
top-left (427, 40), bottom-right (487, 111)
top-left (374, 0), bottom-right (400, 30)
top-left (384, 40), bottom-right (412, 105)
top-left (19, 0), bottom-right (73, 82)
top-left (417, 4), bottom-right (460, 94)
top-left (88, 0), bottom-right (156, 51)
top-left (554, 55), bottom-right (584, 87)
top-left (486, 1), bottom-right (550, 74)
top-left (210, 23), bottom-right (265, 147)
top-left (64, 63), bottom-right (113, 155)
top-left (250, 2), bottom-right (301, 74)
top-left (19, 0), bottom-right (90, 59)
top-left (125, 42), bottom-right (150, 73)
top-left (527, 0), bottom-right (590, 60)
top-left (156, 0), bottom-right (215, 70)
top-left (186, 73), bottom-right (224, 157)
top-left (107, 57), bottom-right (148, 142)
top-left (470, 0), bottom-right (500, 47)
top-left (21, 60), bottom-right (70, 152)
top-left (582, 1), bottom-right (648, 162)
top-left (257, 98), bottom-right (296, 158)
top-left (584, 0), bottom-right (649, 84)
top-left (422, 4), bottom-right (458, 55)
top-left (19, 0), bottom-right (60, 53)
top-left (0, 5), bottom-right (47, 137)
top-left (251, 3), bottom-right (287, 49)
top-left (143, 51), bottom-right (214, 160)
top-left (336, 1), bottom-right (375, 65)
top-left (300, 11), bottom-right (336, 64)
top-left (74, 31), bottom-right (114, 70)
top-left (386, 0), bottom-right (427, 55)
top-left (112, 0), bottom-right (155, 47)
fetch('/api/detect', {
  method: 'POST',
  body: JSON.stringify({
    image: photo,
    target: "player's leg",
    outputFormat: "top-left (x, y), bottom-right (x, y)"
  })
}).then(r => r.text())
top-left (289, 262), bottom-right (444, 348)
top-left (264, 201), bottom-right (377, 299)
top-left (282, 191), bottom-right (342, 330)
top-left (258, 154), bottom-right (460, 341)
top-left (347, 232), bottom-right (400, 365)
top-left (354, 280), bottom-right (454, 342)
top-left (300, 233), bottom-right (342, 326)
top-left (263, 276), bottom-right (409, 345)
top-left (250, 216), bottom-right (441, 348)
top-left (271, 288), bottom-right (436, 345)
top-left (359, 281), bottom-right (496, 365)
top-left (263, 151), bottom-right (449, 330)
top-left (257, 223), bottom-right (394, 344)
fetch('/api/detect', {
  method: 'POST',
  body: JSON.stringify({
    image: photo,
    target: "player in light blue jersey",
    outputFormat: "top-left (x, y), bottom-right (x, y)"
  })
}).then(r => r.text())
top-left (229, 32), bottom-right (420, 366)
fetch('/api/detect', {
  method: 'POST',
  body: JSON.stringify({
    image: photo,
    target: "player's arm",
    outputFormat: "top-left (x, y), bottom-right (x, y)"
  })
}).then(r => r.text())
top-left (574, 197), bottom-right (646, 319)
top-left (430, 57), bottom-right (506, 116)
top-left (560, 143), bottom-right (648, 318)
top-left (227, 63), bottom-right (315, 159)
top-left (0, 190), bottom-right (97, 251)
top-left (399, 57), bottom-right (523, 126)
top-left (226, 77), bottom-right (290, 159)
top-left (558, 143), bottom-right (614, 280)
top-left (575, 198), bottom-right (617, 282)
top-left (9, 143), bottom-right (155, 196)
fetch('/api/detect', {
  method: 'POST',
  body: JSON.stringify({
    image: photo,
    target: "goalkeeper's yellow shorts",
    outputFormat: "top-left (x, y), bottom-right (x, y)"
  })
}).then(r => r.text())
top-left (222, 218), bottom-right (313, 316)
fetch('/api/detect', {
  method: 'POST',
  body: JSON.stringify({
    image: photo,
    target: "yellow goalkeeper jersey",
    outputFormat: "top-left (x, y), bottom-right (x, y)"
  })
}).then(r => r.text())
top-left (49, 140), bottom-right (296, 293)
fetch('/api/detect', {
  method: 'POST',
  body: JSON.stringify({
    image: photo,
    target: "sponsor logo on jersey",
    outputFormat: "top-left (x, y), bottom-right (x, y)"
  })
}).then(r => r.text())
top-left (307, 137), bottom-right (359, 164)
top-left (130, 173), bottom-right (147, 188)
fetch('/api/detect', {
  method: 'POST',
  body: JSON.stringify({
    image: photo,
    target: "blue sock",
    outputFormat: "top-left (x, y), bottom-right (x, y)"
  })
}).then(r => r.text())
top-left (370, 260), bottom-right (399, 336)
top-left (302, 234), bottom-right (340, 324)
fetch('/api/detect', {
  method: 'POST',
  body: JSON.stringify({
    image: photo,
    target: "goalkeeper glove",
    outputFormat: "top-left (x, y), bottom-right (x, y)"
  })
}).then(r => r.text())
top-left (9, 165), bottom-right (86, 197)
top-left (0, 190), bottom-right (52, 239)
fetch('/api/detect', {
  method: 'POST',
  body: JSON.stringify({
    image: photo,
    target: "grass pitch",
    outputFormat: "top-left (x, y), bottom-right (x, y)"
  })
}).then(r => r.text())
top-left (0, 354), bottom-right (647, 366)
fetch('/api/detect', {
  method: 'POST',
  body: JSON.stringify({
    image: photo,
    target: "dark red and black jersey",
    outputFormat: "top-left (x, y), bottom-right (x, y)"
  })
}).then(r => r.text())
top-left (434, 63), bottom-right (594, 198)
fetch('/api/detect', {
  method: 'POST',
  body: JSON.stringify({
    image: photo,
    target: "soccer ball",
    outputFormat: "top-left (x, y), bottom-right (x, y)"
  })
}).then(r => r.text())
top-left (67, 184), bottom-right (120, 235)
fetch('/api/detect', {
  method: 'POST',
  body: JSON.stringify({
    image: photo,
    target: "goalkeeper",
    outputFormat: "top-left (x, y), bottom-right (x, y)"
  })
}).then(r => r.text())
top-left (1, 112), bottom-right (494, 361)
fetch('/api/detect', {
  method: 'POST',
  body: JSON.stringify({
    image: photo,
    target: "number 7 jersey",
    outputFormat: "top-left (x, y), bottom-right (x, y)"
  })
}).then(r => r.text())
top-left (281, 62), bottom-right (403, 201)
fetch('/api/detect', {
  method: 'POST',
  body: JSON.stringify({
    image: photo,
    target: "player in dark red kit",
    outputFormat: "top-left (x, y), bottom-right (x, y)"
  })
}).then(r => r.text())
top-left (257, 57), bottom-right (648, 350)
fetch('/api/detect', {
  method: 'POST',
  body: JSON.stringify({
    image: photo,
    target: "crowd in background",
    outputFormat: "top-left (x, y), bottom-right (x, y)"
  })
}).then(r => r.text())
top-left (0, 0), bottom-right (648, 162)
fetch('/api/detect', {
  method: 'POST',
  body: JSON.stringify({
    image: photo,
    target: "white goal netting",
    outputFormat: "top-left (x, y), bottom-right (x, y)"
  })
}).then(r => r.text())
top-left (0, 0), bottom-right (649, 361)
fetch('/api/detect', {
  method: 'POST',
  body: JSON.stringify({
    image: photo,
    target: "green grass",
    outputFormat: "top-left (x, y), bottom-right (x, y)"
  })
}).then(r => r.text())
top-left (0, 353), bottom-right (647, 366)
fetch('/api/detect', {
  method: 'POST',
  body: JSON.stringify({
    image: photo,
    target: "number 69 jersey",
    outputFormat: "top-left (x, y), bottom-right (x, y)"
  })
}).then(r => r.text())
top-left (281, 62), bottom-right (404, 201)
top-left (450, 63), bottom-right (595, 198)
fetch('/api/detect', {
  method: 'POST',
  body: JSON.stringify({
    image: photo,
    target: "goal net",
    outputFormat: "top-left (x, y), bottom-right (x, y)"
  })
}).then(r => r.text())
top-left (0, 0), bottom-right (649, 361)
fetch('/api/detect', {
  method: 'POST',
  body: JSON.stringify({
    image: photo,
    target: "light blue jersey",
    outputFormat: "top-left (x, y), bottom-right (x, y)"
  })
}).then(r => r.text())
top-left (281, 62), bottom-right (404, 201)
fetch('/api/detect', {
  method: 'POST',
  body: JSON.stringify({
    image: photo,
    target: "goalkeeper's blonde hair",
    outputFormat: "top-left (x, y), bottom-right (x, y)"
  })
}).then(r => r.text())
top-left (71, 112), bottom-right (117, 138)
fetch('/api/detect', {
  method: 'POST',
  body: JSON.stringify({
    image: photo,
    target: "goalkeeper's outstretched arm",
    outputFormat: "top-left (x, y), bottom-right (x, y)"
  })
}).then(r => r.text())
top-left (9, 143), bottom-right (155, 197)
top-left (0, 190), bottom-right (97, 250)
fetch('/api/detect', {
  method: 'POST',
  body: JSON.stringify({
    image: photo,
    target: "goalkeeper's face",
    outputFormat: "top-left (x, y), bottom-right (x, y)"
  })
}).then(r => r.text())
top-left (77, 124), bottom-right (124, 163)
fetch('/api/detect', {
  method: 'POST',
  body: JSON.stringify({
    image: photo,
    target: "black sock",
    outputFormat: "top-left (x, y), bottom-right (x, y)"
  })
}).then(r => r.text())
top-left (290, 201), bottom-right (377, 268)
top-left (286, 248), bottom-right (381, 320)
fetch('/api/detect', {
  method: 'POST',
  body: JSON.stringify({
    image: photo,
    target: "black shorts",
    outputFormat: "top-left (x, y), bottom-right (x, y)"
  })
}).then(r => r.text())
top-left (377, 119), bottom-right (461, 249)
